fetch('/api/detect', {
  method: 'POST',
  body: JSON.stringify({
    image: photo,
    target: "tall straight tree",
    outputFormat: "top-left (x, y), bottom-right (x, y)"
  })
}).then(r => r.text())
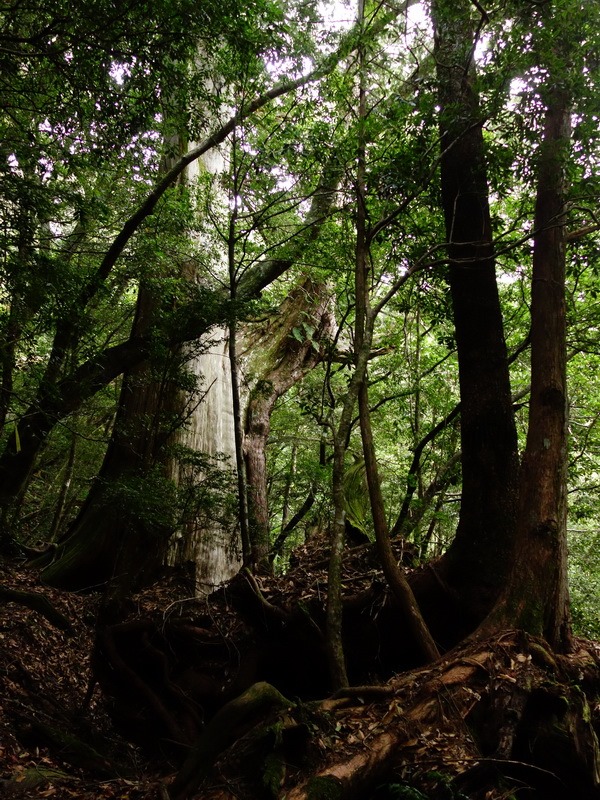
top-left (479, 3), bottom-right (573, 649)
top-left (39, 147), bottom-right (341, 594)
top-left (429, 0), bottom-right (520, 625)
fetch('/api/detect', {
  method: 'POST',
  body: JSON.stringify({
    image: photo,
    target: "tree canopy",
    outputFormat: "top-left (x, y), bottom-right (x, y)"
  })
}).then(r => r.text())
top-left (1, 0), bottom-right (600, 797)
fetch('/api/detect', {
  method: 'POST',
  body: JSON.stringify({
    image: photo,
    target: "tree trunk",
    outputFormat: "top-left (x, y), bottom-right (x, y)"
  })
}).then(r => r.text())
top-left (242, 279), bottom-right (335, 572)
top-left (40, 283), bottom-right (177, 595)
top-left (479, 75), bottom-right (572, 649)
top-left (167, 326), bottom-right (243, 594)
top-left (431, 0), bottom-right (520, 622)
top-left (37, 148), bottom-right (340, 594)
top-left (359, 372), bottom-right (440, 662)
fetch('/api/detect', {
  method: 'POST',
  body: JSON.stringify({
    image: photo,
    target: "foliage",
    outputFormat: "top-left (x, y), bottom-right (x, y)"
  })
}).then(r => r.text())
top-left (171, 446), bottom-right (237, 533)
top-left (569, 527), bottom-right (600, 639)
top-left (3, 2), bottom-right (600, 797)
top-left (0, 0), bottom-right (600, 635)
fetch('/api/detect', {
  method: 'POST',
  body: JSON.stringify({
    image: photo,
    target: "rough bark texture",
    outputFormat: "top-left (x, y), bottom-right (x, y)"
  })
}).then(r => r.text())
top-left (431, 0), bottom-right (520, 624)
top-left (40, 283), bottom-right (175, 595)
top-left (167, 326), bottom-right (242, 594)
top-left (479, 78), bottom-right (572, 649)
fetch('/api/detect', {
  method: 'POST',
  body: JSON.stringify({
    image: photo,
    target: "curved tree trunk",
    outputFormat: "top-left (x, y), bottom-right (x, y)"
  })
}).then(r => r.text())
top-left (242, 278), bottom-right (335, 572)
top-left (430, 0), bottom-right (520, 624)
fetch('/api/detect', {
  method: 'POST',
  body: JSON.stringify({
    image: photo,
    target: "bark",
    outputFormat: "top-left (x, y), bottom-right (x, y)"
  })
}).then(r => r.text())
top-left (36, 155), bottom-right (340, 593)
top-left (243, 279), bottom-right (335, 572)
top-left (39, 283), bottom-right (176, 595)
top-left (478, 76), bottom-right (572, 648)
top-left (431, 0), bottom-right (520, 620)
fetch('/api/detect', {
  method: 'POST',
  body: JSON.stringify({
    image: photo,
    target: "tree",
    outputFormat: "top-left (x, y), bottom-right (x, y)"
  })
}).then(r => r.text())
top-left (0, 0), bottom-right (259, 537)
top-left (478, 2), bottom-right (575, 648)
top-left (425, 0), bottom-right (520, 633)
top-left (2, 0), bottom-right (600, 798)
top-left (243, 278), bottom-right (336, 571)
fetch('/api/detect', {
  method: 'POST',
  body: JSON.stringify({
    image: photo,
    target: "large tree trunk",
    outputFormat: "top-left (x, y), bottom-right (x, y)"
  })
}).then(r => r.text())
top-left (39, 130), bottom-right (230, 596)
top-left (479, 71), bottom-right (572, 649)
top-left (429, 0), bottom-right (520, 625)
top-left (40, 283), bottom-right (177, 595)
top-left (167, 327), bottom-right (243, 594)
top-left (38, 149), bottom-right (340, 594)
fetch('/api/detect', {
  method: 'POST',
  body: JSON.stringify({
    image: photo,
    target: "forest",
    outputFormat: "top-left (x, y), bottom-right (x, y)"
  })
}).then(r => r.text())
top-left (1, 0), bottom-right (600, 797)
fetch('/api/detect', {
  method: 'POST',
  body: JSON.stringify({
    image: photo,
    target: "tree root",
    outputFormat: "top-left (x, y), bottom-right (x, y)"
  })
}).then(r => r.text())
top-left (168, 681), bottom-right (292, 800)
top-left (187, 633), bottom-right (600, 800)
top-left (0, 585), bottom-right (73, 632)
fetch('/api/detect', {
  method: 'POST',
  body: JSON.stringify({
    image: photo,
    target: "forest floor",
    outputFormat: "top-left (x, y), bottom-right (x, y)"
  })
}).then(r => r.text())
top-left (0, 563), bottom-right (150, 798)
top-left (1, 548), bottom-right (600, 800)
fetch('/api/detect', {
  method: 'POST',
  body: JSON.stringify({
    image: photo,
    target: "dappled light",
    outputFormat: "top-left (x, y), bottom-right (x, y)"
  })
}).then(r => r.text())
top-left (1, 0), bottom-right (600, 797)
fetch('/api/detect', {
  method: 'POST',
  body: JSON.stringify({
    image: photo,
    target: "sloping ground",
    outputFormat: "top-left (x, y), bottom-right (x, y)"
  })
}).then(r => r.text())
top-left (169, 631), bottom-right (600, 800)
top-left (0, 561), bottom-right (160, 799)
top-left (1, 548), bottom-right (600, 800)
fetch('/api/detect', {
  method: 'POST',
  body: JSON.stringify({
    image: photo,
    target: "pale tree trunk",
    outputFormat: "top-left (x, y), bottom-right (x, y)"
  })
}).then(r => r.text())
top-left (479, 74), bottom-right (572, 649)
top-left (168, 327), bottom-right (242, 594)
top-left (167, 130), bottom-right (245, 595)
top-left (168, 144), bottom-right (341, 591)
